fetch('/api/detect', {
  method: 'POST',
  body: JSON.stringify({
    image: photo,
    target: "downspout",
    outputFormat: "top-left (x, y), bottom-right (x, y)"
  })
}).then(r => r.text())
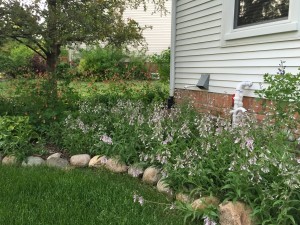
top-left (231, 81), bottom-right (253, 127)
top-left (168, 0), bottom-right (177, 109)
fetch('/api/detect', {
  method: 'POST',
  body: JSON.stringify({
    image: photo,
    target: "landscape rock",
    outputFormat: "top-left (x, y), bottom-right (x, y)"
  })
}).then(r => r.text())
top-left (142, 167), bottom-right (161, 185)
top-left (46, 157), bottom-right (69, 169)
top-left (70, 154), bottom-right (91, 167)
top-left (176, 193), bottom-right (192, 203)
top-left (191, 196), bottom-right (220, 211)
top-left (219, 201), bottom-right (253, 225)
top-left (105, 158), bottom-right (128, 173)
top-left (2, 155), bottom-right (18, 165)
top-left (128, 164), bottom-right (144, 178)
top-left (157, 179), bottom-right (173, 196)
top-left (47, 153), bottom-right (62, 160)
top-left (22, 156), bottom-right (45, 166)
top-left (89, 155), bottom-right (108, 168)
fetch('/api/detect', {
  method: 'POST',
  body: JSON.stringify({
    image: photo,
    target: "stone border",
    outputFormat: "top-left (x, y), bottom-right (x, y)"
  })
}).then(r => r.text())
top-left (0, 154), bottom-right (254, 225)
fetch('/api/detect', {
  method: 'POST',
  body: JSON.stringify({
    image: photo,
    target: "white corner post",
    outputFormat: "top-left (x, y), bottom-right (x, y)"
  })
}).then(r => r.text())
top-left (168, 0), bottom-right (177, 108)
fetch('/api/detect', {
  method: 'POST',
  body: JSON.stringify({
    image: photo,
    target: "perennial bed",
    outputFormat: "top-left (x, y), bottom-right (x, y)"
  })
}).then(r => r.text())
top-left (1, 79), bottom-right (300, 224)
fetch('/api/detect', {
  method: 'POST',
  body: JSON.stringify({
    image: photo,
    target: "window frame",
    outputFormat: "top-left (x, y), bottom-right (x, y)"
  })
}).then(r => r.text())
top-left (233, 0), bottom-right (290, 29)
top-left (221, 0), bottom-right (300, 43)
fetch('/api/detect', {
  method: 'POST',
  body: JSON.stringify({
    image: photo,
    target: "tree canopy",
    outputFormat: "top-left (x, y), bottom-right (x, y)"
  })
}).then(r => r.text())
top-left (0, 0), bottom-right (167, 73)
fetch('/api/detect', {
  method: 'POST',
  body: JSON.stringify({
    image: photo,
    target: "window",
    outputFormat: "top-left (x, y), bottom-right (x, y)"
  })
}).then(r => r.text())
top-left (221, 0), bottom-right (299, 44)
top-left (234, 0), bottom-right (289, 28)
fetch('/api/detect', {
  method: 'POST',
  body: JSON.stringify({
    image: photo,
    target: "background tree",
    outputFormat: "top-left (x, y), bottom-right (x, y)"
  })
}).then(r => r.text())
top-left (0, 0), bottom-right (167, 78)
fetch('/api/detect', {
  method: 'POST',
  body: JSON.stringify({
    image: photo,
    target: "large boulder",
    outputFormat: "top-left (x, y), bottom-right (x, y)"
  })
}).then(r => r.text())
top-left (70, 154), bottom-right (91, 167)
top-left (105, 158), bottom-right (128, 173)
top-left (191, 196), bottom-right (220, 211)
top-left (142, 167), bottom-right (161, 185)
top-left (2, 155), bottom-right (18, 165)
top-left (46, 157), bottom-right (69, 169)
top-left (22, 156), bottom-right (45, 166)
top-left (89, 155), bottom-right (108, 168)
top-left (219, 201), bottom-right (253, 225)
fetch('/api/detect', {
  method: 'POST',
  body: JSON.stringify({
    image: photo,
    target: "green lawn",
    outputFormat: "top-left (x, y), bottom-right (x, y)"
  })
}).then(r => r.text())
top-left (0, 166), bottom-right (185, 225)
top-left (0, 79), bottom-right (167, 98)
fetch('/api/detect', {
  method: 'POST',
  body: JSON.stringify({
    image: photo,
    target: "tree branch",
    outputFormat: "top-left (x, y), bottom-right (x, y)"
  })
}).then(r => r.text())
top-left (14, 37), bottom-right (47, 60)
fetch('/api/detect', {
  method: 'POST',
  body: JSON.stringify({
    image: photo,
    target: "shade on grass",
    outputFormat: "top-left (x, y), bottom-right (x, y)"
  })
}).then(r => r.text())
top-left (0, 166), bottom-right (185, 225)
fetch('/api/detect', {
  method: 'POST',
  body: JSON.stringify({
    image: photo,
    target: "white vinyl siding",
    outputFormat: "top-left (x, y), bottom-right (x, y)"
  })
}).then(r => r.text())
top-left (174, 0), bottom-right (300, 97)
top-left (123, 1), bottom-right (171, 54)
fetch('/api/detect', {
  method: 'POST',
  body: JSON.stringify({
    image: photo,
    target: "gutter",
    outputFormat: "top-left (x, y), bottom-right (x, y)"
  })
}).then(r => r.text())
top-left (168, 0), bottom-right (177, 109)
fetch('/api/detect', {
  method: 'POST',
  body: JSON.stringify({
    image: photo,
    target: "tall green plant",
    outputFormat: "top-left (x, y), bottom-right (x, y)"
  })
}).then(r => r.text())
top-left (78, 47), bottom-right (150, 81)
top-left (150, 48), bottom-right (170, 82)
top-left (255, 61), bottom-right (300, 121)
top-left (0, 116), bottom-right (42, 159)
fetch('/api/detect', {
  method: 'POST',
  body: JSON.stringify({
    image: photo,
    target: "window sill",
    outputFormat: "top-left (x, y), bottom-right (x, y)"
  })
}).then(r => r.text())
top-left (224, 21), bottom-right (298, 41)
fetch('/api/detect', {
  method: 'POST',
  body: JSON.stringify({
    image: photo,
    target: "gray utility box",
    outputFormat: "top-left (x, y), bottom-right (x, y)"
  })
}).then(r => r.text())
top-left (196, 74), bottom-right (210, 90)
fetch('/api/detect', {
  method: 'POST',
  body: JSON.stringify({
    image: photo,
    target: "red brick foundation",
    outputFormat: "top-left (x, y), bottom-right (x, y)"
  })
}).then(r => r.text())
top-left (175, 89), bottom-right (267, 119)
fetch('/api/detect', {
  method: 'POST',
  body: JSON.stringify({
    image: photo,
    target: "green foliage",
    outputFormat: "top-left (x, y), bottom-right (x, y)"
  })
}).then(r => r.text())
top-left (59, 98), bottom-right (300, 224)
top-left (60, 81), bottom-right (168, 158)
top-left (0, 78), bottom-right (80, 141)
top-left (78, 47), bottom-right (150, 81)
top-left (255, 61), bottom-right (300, 120)
top-left (0, 116), bottom-right (42, 159)
top-left (150, 48), bottom-right (170, 82)
top-left (0, 41), bottom-right (34, 77)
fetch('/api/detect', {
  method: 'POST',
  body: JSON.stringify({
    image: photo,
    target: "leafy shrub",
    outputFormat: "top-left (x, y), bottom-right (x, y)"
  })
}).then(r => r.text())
top-left (0, 116), bottom-right (42, 159)
top-left (150, 48), bottom-right (170, 82)
top-left (0, 43), bottom-right (34, 77)
top-left (256, 61), bottom-right (300, 121)
top-left (0, 78), bottom-right (80, 141)
top-left (78, 47), bottom-right (149, 81)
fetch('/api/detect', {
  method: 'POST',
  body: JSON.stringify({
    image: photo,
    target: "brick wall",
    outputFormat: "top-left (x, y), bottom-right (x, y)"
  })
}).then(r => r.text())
top-left (175, 89), bottom-right (268, 120)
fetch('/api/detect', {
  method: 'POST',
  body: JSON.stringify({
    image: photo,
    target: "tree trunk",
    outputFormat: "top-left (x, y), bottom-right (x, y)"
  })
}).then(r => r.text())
top-left (45, 45), bottom-right (60, 103)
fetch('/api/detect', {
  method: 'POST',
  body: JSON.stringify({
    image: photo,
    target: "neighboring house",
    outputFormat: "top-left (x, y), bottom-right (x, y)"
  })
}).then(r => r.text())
top-left (123, 1), bottom-right (172, 55)
top-left (68, 2), bottom-right (171, 61)
top-left (169, 0), bottom-right (300, 117)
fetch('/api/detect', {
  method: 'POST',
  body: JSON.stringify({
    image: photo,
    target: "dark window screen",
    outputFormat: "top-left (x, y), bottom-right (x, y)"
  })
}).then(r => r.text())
top-left (234, 0), bottom-right (289, 28)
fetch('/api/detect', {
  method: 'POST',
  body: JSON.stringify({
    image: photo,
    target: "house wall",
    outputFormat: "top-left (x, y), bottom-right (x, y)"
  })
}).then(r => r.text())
top-left (123, 1), bottom-right (171, 54)
top-left (174, 0), bottom-right (300, 100)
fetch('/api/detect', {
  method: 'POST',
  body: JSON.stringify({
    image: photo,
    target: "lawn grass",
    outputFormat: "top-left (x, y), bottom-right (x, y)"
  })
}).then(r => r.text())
top-left (0, 78), bottom-right (167, 98)
top-left (0, 166), bottom-right (186, 225)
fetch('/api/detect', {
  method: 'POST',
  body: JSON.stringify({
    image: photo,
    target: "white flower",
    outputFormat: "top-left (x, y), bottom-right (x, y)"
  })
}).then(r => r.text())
top-left (245, 138), bottom-right (254, 151)
top-left (203, 216), bottom-right (217, 225)
top-left (100, 135), bottom-right (113, 145)
top-left (138, 196), bottom-right (144, 206)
